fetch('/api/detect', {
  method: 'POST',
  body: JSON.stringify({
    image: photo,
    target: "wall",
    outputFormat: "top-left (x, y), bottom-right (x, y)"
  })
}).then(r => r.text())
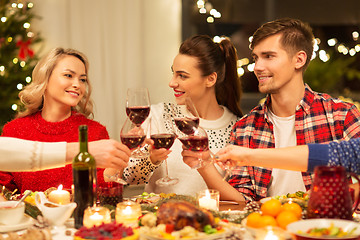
top-left (31, 0), bottom-right (182, 139)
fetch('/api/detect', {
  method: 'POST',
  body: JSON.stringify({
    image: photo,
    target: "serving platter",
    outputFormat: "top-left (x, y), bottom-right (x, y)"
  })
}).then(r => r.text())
top-left (140, 225), bottom-right (253, 240)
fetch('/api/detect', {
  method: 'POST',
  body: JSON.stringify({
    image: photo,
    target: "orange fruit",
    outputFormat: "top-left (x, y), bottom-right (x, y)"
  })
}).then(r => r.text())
top-left (258, 215), bottom-right (277, 228)
top-left (276, 210), bottom-right (299, 229)
top-left (260, 199), bottom-right (282, 217)
top-left (246, 212), bottom-right (262, 228)
top-left (282, 202), bottom-right (302, 219)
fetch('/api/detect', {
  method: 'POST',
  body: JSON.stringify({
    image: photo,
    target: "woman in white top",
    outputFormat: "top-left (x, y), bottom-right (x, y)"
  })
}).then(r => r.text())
top-left (120, 35), bottom-right (243, 196)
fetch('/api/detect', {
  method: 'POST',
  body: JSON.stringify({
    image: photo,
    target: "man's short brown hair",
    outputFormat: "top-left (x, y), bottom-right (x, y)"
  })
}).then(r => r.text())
top-left (250, 18), bottom-right (314, 70)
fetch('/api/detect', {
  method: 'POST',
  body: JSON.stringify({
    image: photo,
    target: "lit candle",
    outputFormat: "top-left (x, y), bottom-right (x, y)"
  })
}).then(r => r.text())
top-left (197, 189), bottom-right (219, 211)
top-left (255, 226), bottom-right (283, 240)
top-left (83, 206), bottom-right (111, 228)
top-left (115, 200), bottom-right (141, 227)
top-left (48, 184), bottom-right (71, 205)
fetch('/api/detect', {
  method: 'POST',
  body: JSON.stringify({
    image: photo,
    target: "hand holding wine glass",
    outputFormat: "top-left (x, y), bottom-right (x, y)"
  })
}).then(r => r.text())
top-left (172, 97), bottom-right (212, 169)
top-left (178, 126), bottom-right (212, 169)
top-left (120, 117), bottom-right (146, 154)
top-left (150, 119), bottom-right (178, 186)
top-left (213, 144), bottom-right (239, 180)
top-left (106, 118), bottom-right (146, 185)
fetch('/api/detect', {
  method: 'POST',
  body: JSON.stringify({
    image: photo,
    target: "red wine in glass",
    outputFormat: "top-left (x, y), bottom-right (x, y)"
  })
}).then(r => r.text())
top-left (150, 133), bottom-right (176, 149)
top-left (179, 135), bottom-right (209, 151)
top-left (174, 117), bottom-right (199, 135)
top-left (126, 106), bottom-right (150, 126)
top-left (120, 135), bottom-right (146, 150)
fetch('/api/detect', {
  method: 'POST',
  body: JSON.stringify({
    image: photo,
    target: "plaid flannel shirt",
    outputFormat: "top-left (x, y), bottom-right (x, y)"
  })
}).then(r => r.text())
top-left (229, 84), bottom-right (360, 202)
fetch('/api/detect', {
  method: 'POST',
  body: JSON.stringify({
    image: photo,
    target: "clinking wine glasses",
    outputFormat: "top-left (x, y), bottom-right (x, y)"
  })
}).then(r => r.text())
top-left (178, 126), bottom-right (210, 169)
top-left (125, 87), bottom-right (151, 158)
top-left (120, 117), bottom-right (146, 157)
top-left (150, 118), bottom-right (179, 186)
top-left (172, 97), bottom-right (211, 169)
top-left (106, 118), bottom-right (146, 185)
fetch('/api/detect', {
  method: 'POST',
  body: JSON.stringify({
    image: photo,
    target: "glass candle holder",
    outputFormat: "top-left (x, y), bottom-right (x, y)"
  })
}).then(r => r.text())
top-left (97, 182), bottom-right (123, 207)
top-left (197, 189), bottom-right (219, 211)
top-left (83, 206), bottom-right (111, 228)
top-left (115, 200), bottom-right (141, 227)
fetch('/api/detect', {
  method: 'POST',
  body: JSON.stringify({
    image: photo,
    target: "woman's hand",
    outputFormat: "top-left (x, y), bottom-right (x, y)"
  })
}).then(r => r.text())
top-left (147, 138), bottom-right (172, 165)
top-left (181, 147), bottom-right (213, 169)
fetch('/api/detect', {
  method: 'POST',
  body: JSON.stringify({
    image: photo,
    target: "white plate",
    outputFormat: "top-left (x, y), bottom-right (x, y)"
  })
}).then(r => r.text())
top-left (0, 215), bottom-right (34, 233)
top-left (287, 219), bottom-right (360, 239)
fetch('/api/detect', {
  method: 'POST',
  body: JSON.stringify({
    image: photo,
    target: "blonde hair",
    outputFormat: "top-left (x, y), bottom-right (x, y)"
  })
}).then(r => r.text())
top-left (17, 48), bottom-right (94, 118)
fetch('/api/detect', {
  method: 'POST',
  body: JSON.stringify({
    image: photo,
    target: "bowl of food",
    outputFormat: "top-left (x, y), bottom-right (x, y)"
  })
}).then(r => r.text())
top-left (0, 201), bottom-right (25, 225)
top-left (287, 219), bottom-right (360, 240)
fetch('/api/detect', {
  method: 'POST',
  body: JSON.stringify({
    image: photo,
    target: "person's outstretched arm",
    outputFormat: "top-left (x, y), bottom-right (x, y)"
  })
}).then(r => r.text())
top-left (0, 137), bottom-right (130, 172)
top-left (215, 144), bottom-right (310, 171)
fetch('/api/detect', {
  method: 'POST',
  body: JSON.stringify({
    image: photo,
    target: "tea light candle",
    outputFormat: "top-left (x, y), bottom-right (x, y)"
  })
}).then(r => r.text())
top-left (48, 184), bottom-right (70, 205)
top-left (83, 206), bottom-right (111, 227)
top-left (115, 200), bottom-right (141, 227)
top-left (197, 189), bottom-right (219, 211)
top-left (255, 226), bottom-right (284, 240)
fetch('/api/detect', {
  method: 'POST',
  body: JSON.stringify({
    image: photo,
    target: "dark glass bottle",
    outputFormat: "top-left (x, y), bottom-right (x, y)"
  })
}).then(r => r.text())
top-left (72, 125), bottom-right (97, 229)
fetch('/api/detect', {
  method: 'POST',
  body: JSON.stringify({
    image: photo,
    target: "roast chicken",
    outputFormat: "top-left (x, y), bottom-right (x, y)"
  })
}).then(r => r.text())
top-left (156, 201), bottom-right (215, 231)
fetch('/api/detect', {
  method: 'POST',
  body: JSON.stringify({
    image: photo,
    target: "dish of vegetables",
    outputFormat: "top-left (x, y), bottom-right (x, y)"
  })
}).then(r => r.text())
top-left (287, 219), bottom-right (360, 240)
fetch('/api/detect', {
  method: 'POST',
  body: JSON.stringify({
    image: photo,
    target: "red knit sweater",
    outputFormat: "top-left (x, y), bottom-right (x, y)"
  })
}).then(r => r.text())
top-left (0, 111), bottom-right (108, 193)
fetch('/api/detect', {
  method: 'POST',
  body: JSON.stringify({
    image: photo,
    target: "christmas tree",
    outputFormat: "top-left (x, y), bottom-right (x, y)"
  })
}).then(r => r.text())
top-left (0, 0), bottom-right (42, 131)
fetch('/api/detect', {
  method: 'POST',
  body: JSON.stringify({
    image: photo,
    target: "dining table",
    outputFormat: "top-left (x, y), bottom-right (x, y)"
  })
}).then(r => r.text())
top-left (0, 199), bottom-right (247, 240)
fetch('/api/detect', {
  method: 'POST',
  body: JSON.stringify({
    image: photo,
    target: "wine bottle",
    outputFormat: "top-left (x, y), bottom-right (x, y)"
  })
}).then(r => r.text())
top-left (72, 125), bottom-right (97, 229)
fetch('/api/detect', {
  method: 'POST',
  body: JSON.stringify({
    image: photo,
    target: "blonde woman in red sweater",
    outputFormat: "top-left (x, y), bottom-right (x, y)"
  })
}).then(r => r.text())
top-left (0, 48), bottom-right (126, 193)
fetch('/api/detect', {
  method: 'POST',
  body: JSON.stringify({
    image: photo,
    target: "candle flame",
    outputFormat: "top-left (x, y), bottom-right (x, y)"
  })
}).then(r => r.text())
top-left (91, 212), bottom-right (103, 219)
top-left (123, 206), bottom-right (133, 215)
top-left (57, 184), bottom-right (63, 191)
top-left (264, 228), bottom-right (280, 240)
top-left (205, 189), bottom-right (211, 199)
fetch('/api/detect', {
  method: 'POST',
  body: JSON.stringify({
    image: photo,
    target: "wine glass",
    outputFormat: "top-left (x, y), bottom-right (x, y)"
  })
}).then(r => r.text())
top-left (126, 87), bottom-right (151, 126)
top-left (106, 118), bottom-right (146, 185)
top-left (173, 97), bottom-right (199, 136)
top-left (150, 119), bottom-right (179, 186)
top-left (178, 125), bottom-right (211, 169)
top-left (220, 143), bottom-right (237, 181)
top-left (171, 97), bottom-right (211, 169)
top-left (126, 87), bottom-right (151, 157)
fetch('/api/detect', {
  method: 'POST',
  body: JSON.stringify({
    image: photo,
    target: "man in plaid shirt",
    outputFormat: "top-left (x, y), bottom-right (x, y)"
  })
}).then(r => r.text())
top-left (182, 18), bottom-right (360, 203)
top-left (227, 18), bottom-right (360, 202)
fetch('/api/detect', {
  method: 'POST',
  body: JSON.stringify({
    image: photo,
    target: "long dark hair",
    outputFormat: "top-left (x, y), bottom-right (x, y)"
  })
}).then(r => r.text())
top-left (179, 35), bottom-right (243, 117)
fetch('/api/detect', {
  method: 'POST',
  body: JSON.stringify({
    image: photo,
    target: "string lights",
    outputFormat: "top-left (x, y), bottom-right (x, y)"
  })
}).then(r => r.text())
top-left (211, 31), bottom-right (360, 77)
top-left (0, 0), bottom-right (37, 115)
top-left (197, 2), bottom-right (360, 78)
top-left (196, 0), bottom-right (222, 23)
